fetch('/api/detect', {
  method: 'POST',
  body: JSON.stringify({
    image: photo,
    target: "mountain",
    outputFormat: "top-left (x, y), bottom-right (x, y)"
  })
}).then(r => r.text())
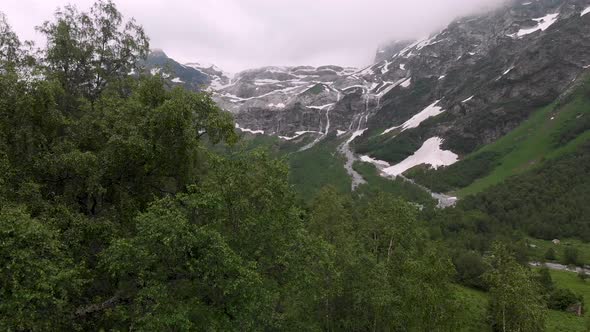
top-left (211, 0), bottom-right (589, 151)
top-left (374, 40), bottom-right (415, 63)
top-left (146, 0), bottom-right (590, 202)
top-left (357, 0), bottom-right (590, 162)
top-left (143, 49), bottom-right (231, 91)
top-left (212, 65), bottom-right (363, 138)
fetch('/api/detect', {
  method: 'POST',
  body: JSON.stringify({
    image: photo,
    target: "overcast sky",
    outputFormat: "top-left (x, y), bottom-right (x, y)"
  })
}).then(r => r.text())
top-left (3, 0), bottom-right (507, 72)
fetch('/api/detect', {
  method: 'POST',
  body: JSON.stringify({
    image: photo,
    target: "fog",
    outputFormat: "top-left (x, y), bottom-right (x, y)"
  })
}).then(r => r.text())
top-left (3, 0), bottom-right (508, 72)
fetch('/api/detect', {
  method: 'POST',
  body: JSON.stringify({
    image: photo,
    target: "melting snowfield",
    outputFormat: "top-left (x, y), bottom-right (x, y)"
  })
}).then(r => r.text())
top-left (508, 13), bottom-right (559, 38)
top-left (382, 100), bottom-right (444, 135)
top-left (382, 137), bottom-right (458, 176)
top-left (358, 138), bottom-right (459, 208)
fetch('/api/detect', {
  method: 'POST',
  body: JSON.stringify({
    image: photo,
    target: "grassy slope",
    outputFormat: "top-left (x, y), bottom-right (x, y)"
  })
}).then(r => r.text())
top-left (545, 269), bottom-right (590, 332)
top-left (455, 269), bottom-right (590, 331)
top-left (458, 94), bottom-right (590, 196)
top-left (454, 286), bottom-right (491, 332)
top-left (288, 135), bottom-right (352, 199)
top-left (403, 76), bottom-right (590, 197)
top-left (527, 238), bottom-right (590, 266)
top-left (220, 132), bottom-right (438, 204)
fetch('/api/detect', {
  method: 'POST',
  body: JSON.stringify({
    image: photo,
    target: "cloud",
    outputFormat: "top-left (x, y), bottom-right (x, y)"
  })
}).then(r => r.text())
top-left (3, 0), bottom-right (507, 72)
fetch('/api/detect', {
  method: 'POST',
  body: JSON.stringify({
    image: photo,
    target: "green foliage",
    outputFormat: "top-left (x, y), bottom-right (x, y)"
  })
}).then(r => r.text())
top-left (101, 199), bottom-right (272, 330)
top-left (527, 238), bottom-right (590, 266)
top-left (538, 267), bottom-right (555, 294)
top-left (0, 207), bottom-right (84, 330)
top-left (460, 268), bottom-right (590, 332)
top-left (36, 0), bottom-right (149, 104)
top-left (406, 151), bottom-right (501, 193)
top-left (547, 269), bottom-right (590, 317)
top-left (0, 13), bottom-right (29, 72)
top-left (353, 160), bottom-right (436, 208)
top-left (406, 77), bottom-right (590, 196)
top-left (461, 143), bottom-right (590, 241)
top-left (355, 130), bottom-right (423, 164)
top-left (453, 286), bottom-right (492, 332)
top-left (288, 134), bottom-right (352, 199)
top-left (485, 242), bottom-right (546, 332)
top-left (3, 1), bottom-right (582, 330)
top-left (458, 83), bottom-right (590, 196)
top-left (546, 247), bottom-right (557, 261)
top-left (548, 288), bottom-right (582, 312)
top-left (307, 190), bottom-right (462, 331)
top-left (453, 251), bottom-right (489, 290)
top-left (564, 247), bottom-right (581, 266)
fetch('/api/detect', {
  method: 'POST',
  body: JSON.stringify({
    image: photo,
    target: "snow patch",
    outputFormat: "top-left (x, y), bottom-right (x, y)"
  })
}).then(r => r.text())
top-left (171, 77), bottom-right (184, 83)
top-left (438, 75), bottom-right (446, 80)
top-left (360, 155), bottom-right (390, 167)
top-left (337, 130), bottom-right (347, 137)
top-left (415, 34), bottom-right (442, 50)
top-left (279, 131), bottom-right (321, 140)
top-left (381, 100), bottom-right (444, 135)
top-left (343, 85), bottom-right (367, 91)
top-left (400, 77), bottom-right (412, 88)
top-left (582, 6), bottom-right (590, 16)
top-left (399, 64), bottom-right (406, 70)
top-left (381, 61), bottom-right (392, 74)
top-left (358, 65), bottom-right (375, 76)
top-left (307, 103), bottom-right (335, 110)
top-left (346, 129), bottom-right (367, 144)
top-left (383, 137), bottom-right (458, 176)
top-left (268, 103), bottom-right (286, 109)
top-left (508, 13), bottom-right (559, 38)
top-left (235, 123), bottom-right (264, 135)
top-left (462, 95), bottom-right (474, 103)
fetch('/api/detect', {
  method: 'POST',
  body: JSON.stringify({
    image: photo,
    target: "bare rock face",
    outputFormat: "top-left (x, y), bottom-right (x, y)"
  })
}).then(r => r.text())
top-left (143, 49), bottom-right (214, 90)
top-left (374, 40), bottom-right (415, 63)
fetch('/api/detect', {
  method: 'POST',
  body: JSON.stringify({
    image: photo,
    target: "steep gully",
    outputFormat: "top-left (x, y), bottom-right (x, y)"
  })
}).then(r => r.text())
top-left (333, 81), bottom-right (457, 208)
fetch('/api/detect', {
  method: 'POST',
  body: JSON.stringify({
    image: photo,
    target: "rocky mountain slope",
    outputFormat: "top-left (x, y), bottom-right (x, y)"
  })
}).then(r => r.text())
top-left (143, 49), bottom-right (231, 91)
top-left (357, 0), bottom-right (590, 164)
top-left (144, 0), bottom-right (590, 197)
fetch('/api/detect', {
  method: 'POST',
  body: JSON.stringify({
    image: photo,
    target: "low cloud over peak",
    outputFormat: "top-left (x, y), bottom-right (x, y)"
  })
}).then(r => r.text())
top-left (4, 0), bottom-right (507, 72)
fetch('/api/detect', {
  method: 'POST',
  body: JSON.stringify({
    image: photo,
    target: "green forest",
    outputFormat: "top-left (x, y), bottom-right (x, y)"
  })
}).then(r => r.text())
top-left (1, 1), bottom-right (589, 331)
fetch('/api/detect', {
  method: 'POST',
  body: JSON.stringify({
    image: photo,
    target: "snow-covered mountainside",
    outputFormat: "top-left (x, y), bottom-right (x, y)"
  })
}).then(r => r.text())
top-left (146, 0), bottom-right (590, 189)
top-left (143, 49), bottom-right (231, 91)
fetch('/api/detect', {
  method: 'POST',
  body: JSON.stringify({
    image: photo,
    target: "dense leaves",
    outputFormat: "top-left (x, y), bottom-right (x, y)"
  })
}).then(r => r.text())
top-left (486, 243), bottom-right (546, 332)
top-left (0, 207), bottom-right (84, 331)
top-left (462, 143), bottom-right (590, 241)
